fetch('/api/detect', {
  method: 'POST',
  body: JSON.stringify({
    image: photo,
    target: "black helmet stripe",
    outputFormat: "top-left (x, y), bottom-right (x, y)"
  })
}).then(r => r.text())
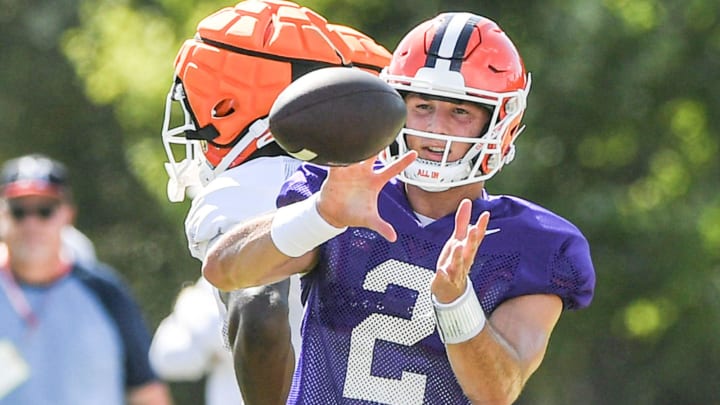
top-left (424, 13), bottom-right (481, 72)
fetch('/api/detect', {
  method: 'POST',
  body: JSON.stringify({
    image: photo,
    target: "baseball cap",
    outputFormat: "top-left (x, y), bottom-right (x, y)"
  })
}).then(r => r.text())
top-left (1, 154), bottom-right (69, 200)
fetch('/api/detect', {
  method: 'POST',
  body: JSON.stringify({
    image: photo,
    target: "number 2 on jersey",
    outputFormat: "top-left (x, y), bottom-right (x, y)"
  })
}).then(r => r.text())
top-left (343, 259), bottom-right (436, 405)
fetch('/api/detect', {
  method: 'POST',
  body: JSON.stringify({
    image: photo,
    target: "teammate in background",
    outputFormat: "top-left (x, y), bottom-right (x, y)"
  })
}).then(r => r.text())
top-left (203, 12), bottom-right (596, 404)
top-left (160, 1), bottom-right (391, 403)
top-left (150, 277), bottom-right (242, 405)
top-left (0, 154), bottom-right (172, 405)
top-left (62, 225), bottom-right (97, 267)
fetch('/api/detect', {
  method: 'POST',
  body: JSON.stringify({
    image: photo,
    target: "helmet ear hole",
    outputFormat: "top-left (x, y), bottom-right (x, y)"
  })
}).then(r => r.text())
top-left (212, 99), bottom-right (235, 118)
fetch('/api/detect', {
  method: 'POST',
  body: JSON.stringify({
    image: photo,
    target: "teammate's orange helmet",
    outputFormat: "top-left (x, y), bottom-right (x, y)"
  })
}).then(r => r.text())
top-left (162, 0), bottom-right (391, 201)
top-left (379, 12), bottom-right (531, 191)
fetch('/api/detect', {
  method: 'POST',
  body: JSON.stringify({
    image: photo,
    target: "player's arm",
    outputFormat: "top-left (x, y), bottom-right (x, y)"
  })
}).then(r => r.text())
top-left (431, 199), bottom-right (562, 404)
top-left (446, 294), bottom-right (562, 404)
top-left (203, 152), bottom-right (417, 292)
top-left (202, 211), bottom-right (319, 291)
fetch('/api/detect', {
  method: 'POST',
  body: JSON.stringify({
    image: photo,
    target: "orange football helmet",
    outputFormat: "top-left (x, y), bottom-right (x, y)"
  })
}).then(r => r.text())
top-left (162, 0), bottom-right (391, 201)
top-left (379, 12), bottom-right (531, 191)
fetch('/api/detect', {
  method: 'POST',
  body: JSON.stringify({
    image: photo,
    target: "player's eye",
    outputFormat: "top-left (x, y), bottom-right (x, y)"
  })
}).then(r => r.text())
top-left (409, 99), bottom-right (434, 111)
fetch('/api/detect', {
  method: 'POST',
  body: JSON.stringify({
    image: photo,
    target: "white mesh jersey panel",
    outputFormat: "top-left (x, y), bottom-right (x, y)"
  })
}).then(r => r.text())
top-left (342, 259), bottom-right (435, 404)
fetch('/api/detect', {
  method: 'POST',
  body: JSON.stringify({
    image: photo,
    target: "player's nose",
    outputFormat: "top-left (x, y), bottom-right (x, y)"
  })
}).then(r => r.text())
top-left (425, 111), bottom-right (452, 135)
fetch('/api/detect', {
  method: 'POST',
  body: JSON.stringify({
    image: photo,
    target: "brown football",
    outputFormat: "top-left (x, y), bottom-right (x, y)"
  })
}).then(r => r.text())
top-left (269, 67), bottom-right (406, 166)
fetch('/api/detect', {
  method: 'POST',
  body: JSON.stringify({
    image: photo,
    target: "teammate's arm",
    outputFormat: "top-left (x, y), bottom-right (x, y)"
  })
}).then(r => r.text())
top-left (431, 199), bottom-right (563, 404)
top-left (202, 211), bottom-right (318, 291)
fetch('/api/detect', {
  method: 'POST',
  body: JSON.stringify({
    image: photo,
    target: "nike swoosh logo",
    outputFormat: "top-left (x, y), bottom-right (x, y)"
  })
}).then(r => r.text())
top-left (485, 228), bottom-right (501, 235)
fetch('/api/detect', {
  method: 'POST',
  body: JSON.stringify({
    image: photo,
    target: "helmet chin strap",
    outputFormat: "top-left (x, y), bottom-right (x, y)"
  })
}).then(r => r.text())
top-left (198, 117), bottom-right (271, 185)
top-left (403, 158), bottom-right (472, 192)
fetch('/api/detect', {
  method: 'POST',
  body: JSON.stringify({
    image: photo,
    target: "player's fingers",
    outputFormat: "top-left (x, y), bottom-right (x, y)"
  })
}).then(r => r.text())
top-left (436, 238), bottom-right (453, 271)
top-left (327, 160), bottom-right (366, 178)
top-left (461, 211), bottom-right (490, 263)
top-left (357, 155), bottom-right (379, 168)
top-left (433, 240), bottom-right (472, 301)
top-left (371, 217), bottom-right (398, 243)
top-left (472, 211), bottom-right (490, 248)
top-left (436, 242), bottom-right (456, 277)
top-left (376, 150), bottom-right (417, 181)
top-left (453, 199), bottom-right (473, 240)
top-left (476, 210), bottom-right (490, 233)
top-left (448, 242), bottom-right (473, 287)
top-left (463, 225), bottom-right (482, 264)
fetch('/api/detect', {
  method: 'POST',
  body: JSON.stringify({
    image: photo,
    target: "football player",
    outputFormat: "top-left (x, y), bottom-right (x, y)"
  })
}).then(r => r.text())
top-left (203, 11), bottom-right (596, 404)
top-left (162, 0), bottom-right (390, 404)
top-left (160, 1), bottom-right (391, 403)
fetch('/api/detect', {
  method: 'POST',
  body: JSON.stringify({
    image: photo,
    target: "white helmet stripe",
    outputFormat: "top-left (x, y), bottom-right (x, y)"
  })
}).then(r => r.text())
top-left (425, 13), bottom-right (479, 72)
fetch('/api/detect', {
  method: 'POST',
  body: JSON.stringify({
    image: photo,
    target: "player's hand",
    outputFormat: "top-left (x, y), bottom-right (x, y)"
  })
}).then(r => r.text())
top-left (316, 150), bottom-right (417, 242)
top-left (185, 182), bottom-right (246, 260)
top-left (186, 201), bottom-right (235, 260)
top-left (431, 199), bottom-right (490, 303)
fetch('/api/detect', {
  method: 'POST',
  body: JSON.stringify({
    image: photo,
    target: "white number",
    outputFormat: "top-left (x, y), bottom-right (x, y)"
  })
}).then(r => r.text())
top-left (343, 259), bottom-right (436, 405)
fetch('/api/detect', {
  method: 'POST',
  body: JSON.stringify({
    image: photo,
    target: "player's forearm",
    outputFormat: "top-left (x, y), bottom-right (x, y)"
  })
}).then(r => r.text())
top-left (445, 325), bottom-right (526, 405)
top-left (202, 213), bottom-right (297, 291)
top-left (432, 276), bottom-right (526, 403)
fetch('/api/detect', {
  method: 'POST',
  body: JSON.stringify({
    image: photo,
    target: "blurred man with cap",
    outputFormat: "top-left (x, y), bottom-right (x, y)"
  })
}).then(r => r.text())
top-left (0, 154), bottom-right (173, 405)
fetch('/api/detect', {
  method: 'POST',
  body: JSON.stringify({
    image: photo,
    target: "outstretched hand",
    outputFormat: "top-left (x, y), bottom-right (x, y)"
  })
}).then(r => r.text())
top-left (315, 151), bottom-right (417, 242)
top-left (431, 199), bottom-right (490, 304)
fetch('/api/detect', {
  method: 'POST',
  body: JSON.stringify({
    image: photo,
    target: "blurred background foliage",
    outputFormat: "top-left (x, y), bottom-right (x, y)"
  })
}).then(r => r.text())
top-left (1, 0), bottom-right (718, 403)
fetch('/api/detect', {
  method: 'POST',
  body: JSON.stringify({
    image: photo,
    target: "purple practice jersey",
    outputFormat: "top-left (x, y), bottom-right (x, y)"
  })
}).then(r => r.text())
top-left (277, 164), bottom-right (596, 405)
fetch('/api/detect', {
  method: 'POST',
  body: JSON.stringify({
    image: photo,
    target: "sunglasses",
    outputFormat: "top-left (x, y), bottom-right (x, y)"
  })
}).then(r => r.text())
top-left (8, 202), bottom-right (60, 221)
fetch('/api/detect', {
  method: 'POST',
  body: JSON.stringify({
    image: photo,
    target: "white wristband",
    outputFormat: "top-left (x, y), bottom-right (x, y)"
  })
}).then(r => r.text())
top-left (270, 193), bottom-right (347, 257)
top-left (432, 277), bottom-right (486, 344)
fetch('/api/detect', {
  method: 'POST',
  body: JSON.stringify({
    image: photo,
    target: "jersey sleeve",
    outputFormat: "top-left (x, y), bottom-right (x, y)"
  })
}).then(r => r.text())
top-left (75, 264), bottom-right (158, 388)
top-left (472, 196), bottom-right (596, 313)
top-left (276, 163), bottom-right (327, 208)
top-left (513, 211), bottom-right (595, 311)
top-left (546, 231), bottom-right (595, 310)
top-left (185, 157), bottom-right (300, 260)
